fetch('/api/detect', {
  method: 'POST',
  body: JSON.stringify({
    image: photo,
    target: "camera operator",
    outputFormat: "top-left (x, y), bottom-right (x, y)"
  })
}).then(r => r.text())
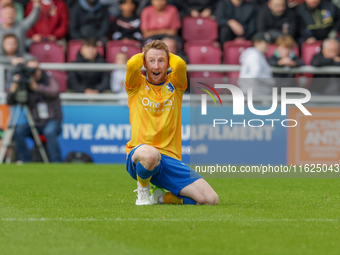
top-left (7, 59), bottom-right (63, 162)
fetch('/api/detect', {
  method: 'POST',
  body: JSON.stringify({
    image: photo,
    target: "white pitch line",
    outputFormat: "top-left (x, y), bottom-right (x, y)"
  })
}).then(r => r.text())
top-left (0, 218), bottom-right (338, 222)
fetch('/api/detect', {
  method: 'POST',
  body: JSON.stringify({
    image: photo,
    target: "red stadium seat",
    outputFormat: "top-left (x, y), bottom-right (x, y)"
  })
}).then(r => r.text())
top-left (46, 70), bottom-right (67, 92)
top-left (265, 43), bottom-right (300, 58)
top-left (186, 43), bottom-right (221, 64)
top-left (186, 43), bottom-right (223, 93)
top-left (67, 40), bottom-right (104, 62)
top-left (223, 40), bottom-right (252, 64)
top-left (184, 40), bottom-right (220, 55)
top-left (29, 42), bottom-right (65, 63)
top-left (301, 41), bottom-right (322, 65)
top-left (182, 16), bottom-right (218, 42)
top-left (223, 40), bottom-right (252, 80)
top-left (106, 40), bottom-right (142, 63)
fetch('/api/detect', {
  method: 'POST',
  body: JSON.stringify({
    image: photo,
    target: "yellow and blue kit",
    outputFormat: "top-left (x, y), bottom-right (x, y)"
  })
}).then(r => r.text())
top-left (125, 52), bottom-right (202, 196)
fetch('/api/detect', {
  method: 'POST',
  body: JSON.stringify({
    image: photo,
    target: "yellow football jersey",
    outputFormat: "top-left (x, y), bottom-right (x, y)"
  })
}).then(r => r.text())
top-left (125, 53), bottom-right (187, 160)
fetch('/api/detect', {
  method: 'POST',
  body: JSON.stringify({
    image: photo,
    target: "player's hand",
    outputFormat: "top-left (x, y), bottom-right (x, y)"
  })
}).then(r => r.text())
top-left (201, 8), bottom-right (211, 18)
top-left (191, 9), bottom-right (199, 18)
top-left (227, 19), bottom-right (244, 36)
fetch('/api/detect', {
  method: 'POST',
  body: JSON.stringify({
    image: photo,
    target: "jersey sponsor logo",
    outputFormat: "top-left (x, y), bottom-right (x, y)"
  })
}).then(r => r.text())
top-left (145, 85), bottom-right (150, 91)
top-left (163, 82), bottom-right (175, 94)
top-left (141, 97), bottom-right (175, 112)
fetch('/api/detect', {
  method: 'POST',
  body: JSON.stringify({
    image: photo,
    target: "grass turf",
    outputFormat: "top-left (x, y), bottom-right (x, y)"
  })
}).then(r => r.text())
top-left (0, 164), bottom-right (339, 255)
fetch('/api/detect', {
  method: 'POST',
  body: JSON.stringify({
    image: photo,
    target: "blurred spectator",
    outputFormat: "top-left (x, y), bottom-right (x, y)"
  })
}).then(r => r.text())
top-left (140, 0), bottom-right (181, 43)
top-left (0, 33), bottom-right (34, 64)
top-left (238, 32), bottom-right (275, 95)
top-left (69, 0), bottom-right (110, 46)
top-left (215, 0), bottom-right (256, 45)
top-left (0, 33), bottom-right (35, 91)
top-left (297, 0), bottom-right (340, 44)
top-left (311, 38), bottom-right (340, 67)
top-left (173, 0), bottom-right (218, 19)
top-left (0, 0), bottom-right (24, 23)
top-left (110, 51), bottom-right (127, 93)
top-left (268, 35), bottom-right (304, 89)
top-left (0, 1), bottom-right (40, 56)
top-left (25, 0), bottom-right (68, 46)
top-left (68, 38), bottom-right (110, 94)
top-left (257, 0), bottom-right (298, 42)
top-left (268, 35), bottom-right (304, 75)
top-left (310, 38), bottom-right (340, 94)
top-left (112, 0), bottom-right (142, 41)
top-left (7, 59), bottom-right (62, 162)
top-left (161, 36), bottom-right (188, 63)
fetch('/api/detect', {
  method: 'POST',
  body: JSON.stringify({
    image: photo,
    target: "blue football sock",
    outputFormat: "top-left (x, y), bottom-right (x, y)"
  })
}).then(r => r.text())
top-left (177, 195), bottom-right (197, 205)
top-left (136, 161), bottom-right (160, 180)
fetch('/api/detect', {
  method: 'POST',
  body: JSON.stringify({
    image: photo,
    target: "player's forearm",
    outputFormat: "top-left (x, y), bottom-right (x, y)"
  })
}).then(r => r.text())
top-left (169, 53), bottom-right (187, 79)
top-left (126, 53), bottom-right (144, 88)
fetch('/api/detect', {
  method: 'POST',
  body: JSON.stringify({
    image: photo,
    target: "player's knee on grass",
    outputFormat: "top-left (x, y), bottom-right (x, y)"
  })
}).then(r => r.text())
top-left (133, 145), bottom-right (161, 170)
top-left (195, 192), bottom-right (219, 205)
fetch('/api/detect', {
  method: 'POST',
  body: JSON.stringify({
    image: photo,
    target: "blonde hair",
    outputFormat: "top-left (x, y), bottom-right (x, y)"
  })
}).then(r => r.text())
top-left (275, 35), bottom-right (296, 49)
top-left (142, 40), bottom-right (169, 58)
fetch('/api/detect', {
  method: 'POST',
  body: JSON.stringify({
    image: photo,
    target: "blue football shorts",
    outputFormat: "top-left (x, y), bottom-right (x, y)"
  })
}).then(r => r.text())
top-left (126, 144), bottom-right (203, 196)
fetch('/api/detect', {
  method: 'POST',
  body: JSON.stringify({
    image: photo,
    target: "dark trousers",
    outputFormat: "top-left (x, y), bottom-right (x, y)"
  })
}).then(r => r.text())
top-left (14, 120), bottom-right (62, 162)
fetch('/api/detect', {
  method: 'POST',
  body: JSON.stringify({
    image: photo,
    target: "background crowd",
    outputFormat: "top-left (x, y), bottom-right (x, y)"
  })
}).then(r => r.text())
top-left (0, 0), bottom-right (340, 95)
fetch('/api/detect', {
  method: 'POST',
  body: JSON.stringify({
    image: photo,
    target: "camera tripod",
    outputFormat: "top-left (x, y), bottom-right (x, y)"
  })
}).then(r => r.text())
top-left (0, 104), bottom-right (49, 164)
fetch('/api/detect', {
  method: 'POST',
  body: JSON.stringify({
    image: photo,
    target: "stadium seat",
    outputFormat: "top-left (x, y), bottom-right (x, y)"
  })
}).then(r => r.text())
top-left (67, 40), bottom-right (104, 62)
top-left (182, 16), bottom-right (218, 42)
top-left (106, 40), bottom-right (142, 63)
top-left (184, 40), bottom-right (220, 55)
top-left (186, 43), bottom-right (223, 93)
top-left (301, 41), bottom-right (322, 65)
top-left (223, 40), bottom-right (252, 64)
top-left (223, 40), bottom-right (252, 80)
top-left (186, 43), bottom-right (221, 65)
top-left (265, 44), bottom-right (300, 58)
top-left (29, 42), bottom-right (65, 63)
top-left (46, 70), bottom-right (67, 92)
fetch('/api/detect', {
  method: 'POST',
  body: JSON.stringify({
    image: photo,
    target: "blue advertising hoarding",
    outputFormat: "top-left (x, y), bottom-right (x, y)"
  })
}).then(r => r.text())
top-left (59, 105), bottom-right (286, 164)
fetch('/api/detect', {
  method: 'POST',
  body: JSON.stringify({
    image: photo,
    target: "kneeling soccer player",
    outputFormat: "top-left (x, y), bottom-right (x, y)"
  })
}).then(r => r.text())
top-left (125, 40), bottom-right (219, 205)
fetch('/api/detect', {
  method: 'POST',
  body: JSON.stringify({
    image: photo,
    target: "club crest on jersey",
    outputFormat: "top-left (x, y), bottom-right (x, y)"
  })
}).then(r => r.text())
top-left (163, 82), bottom-right (175, 94)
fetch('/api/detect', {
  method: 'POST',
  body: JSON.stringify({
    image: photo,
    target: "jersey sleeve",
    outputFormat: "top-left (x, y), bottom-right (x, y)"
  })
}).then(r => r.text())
top-left (125, 53), bottom-right (144, 96)
top-left (168, 53), bottom-right (187, 94)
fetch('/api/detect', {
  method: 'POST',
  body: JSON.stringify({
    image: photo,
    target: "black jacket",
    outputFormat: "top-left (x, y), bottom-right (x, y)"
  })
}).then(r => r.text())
top-left (215, 0), bottom-right (257, 39)
top-left (112, 14), bottom-right (142, 41)
top-left (310, 52), bottom-right (340, 67)
top-left (68, 52), bottom-right (110, 92)
top-left (297, 2), bottom-right (340, 42)
top-left (309, 52), bottom-right (340, 94)
top-left (257, 4), bottom-right (298, 41)
top-left (69, 2), bottom-right (110, 40)
top-left (268, 54), bottom-right (305, 78)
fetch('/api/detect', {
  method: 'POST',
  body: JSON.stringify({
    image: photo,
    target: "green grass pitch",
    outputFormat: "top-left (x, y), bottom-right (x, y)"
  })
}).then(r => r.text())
top-left (0, 164), bottom-right (339, 255)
